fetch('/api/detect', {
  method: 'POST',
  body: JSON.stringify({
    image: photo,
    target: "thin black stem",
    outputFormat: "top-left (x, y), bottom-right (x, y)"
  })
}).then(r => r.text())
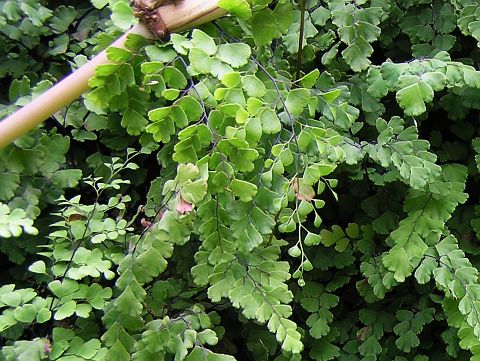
top-left (295, 0), bottom-right (306, 81)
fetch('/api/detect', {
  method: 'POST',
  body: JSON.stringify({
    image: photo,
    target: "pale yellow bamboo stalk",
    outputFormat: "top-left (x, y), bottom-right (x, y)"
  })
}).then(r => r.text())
top-left (160, 0), bottom-right (226, 33)
top-left (0, 24), bottom-right (152, 149)
top-left (0, 0), bottom-right (226, 149)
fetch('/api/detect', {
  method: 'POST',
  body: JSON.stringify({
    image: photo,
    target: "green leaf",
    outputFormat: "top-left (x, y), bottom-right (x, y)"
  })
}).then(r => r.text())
top-left (0, 204), bottom-right (37, 237)
top-left (260, 108), bottom-right (281, 134)
top-left (1, 339), bottom-right (48, 360)
top-left (396, 76), bottom-right (434, 116)
top-left (311, 6), bottom-right (330, 26)
top-left (162, 89), bottom-right (180, 100)
top-left (28, 261), bottom-right (46, 274)
top-left (76, 339), bottom-right (101, 359)
top-left (3, 1), bottom-right (480, 359)
top-left (383, 246), bottom-right (413, 282)
top-left (36, 308), bottom-right (51, 323)
top-left (396, 330), bottom-right (420, 352)
top-left (13, 305), bottom-right (37, 323)
top-left (102, 322), bottom-right (135, 350)
top-left (251, 10), bottom-right (277, 46)
top-left (54, 300), bottom-right (76, 320)
top-left (185, 346), bottom-right (208, 361)
top-left (217, 44), bottom-right (251, 67)
top-left (207, 353), bottom-right (236, 361)
top-left (307, 311), bottom-right (332, 338)
top-left (282, 330), bottom-right (303, 353)
top-left (106, 340), bottom-right (130, 361)
top-left (111, 1), bottom-right (137, 30)
top-left (75, 303), bottom-right (92, 318)
top-left (20, 3), bottom-right (52, 26)
top-left (359, 336), bottom-right (382, 356)
top-left (300, 69), bottom-right (320, 89)
top-left (218, 0), bottom-right (252, 19)
top-left (50, 6), bottom-right (76, 33)
top-left (305, 232), bottom-right (322, 246)
top-left (177, 96), bottom-right (203, 122)
top-left (0, 173), bottom-right (20, 201)
top-left (286, 88), bottom-right (310, 116)
top-left (197, 329), bottom-right (218, 345)
top-left (414, 257), bottom-right (437, 284)
top-left (49, 279), bottom-right (79, 298)
top-left (114, 286), bottom-right (143, 316)
top-left (91, 0), bottom-right (108, 8)
top-left (342, 37), bottom-right (374, 72)
top-left (310, 340), bottom-right (340, 361)
top-left (230, 179), bottom-right (258, 202)
top-left (52, 169), bottom-right (82, 188)
top-left (1, 292), bottom-right (21, 307)
top-left (189, 48), bottom-right (212, 74)
top-left (192, 29), bottom-right (217, 56)
top-left (107, 47), bottom-right (132, 63)
top-left (145, 45), bottom-right (177, 62)
top-left (242, 75), bottom-right (266, 97)
top-left (121, 108), bottom-right (148, 135)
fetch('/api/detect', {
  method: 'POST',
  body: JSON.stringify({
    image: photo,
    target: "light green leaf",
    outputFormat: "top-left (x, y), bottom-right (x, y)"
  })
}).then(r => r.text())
top-left (36, 308), bottom-right (51, 323)
top-left (251, 9), bottom-right (278, 46)
top-left (342, 37), bottom-right (373, 72)
top-left (260, 108), bottom-right (281, 134)
top-left (192, 29), bottom-right (217, 56)
top-left (218, 0), bottom-right (252, 19)
top-left (207, 353), bottom-right (237, 361)
top-left (185, 346), bottom-right (208, 361)
top-left (54, 301), bottom-right (76, 320)
top-left (107, 47), bottom-right (132, 63)
top-left (282, 330), bottom-right (303, 353)
top-left (217, 44), bottom-right (251, 68)
top-left (105, 340), bottom-right (130, 361)
top-left (383, 246), bottom-right (413, 282)
top-left (121, 108), bottom-right (148, 135)
top-left (52, 169), bottom-right (82, 188)
top-left (285, 88), bottom-right (310, 116)
top-left (91, 0), bottom-right (108, 8)
top-left (230, 179), bottom-right (258, 202)
top-left (28, 261), bottom-right (46, 274)
top-left (189, 48), bottom-right (211, 74)
top-left (242, 75), bottom-right (266, 97)
top-left (396, 76), bottom-right (434, 116)
top-left (414, 257), bottom-right (437, 284)
top-left (111, 1), bottom-right (137, 30)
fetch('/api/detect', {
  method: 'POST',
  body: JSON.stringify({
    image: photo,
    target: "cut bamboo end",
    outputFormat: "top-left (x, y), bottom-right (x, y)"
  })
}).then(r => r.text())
top-left (0, 0), bottom-right (225, 149)
top-left (134, 0), bottom-right (226, 38)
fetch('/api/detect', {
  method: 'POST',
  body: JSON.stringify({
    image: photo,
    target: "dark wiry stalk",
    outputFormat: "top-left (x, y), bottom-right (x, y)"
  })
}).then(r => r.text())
top-left (295, 0), bottom-right (306, 81)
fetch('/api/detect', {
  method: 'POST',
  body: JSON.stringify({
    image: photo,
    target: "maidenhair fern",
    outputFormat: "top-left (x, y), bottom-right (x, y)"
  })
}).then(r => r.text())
top-left (5, 0), bottom-right (480, 360)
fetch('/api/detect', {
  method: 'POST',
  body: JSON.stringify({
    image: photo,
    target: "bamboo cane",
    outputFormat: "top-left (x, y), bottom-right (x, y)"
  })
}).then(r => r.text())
top-left (0, 0), bottom-right (226, 149)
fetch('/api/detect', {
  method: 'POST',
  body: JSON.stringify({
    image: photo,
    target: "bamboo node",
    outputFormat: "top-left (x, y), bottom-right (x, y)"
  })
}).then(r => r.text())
top-left (131, 0), bottom-right (171, 38)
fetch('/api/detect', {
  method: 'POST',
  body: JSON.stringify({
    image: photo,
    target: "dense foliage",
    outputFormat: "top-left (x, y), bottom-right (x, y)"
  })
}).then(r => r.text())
top-left (4, 0), bottom-right (480, 359)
